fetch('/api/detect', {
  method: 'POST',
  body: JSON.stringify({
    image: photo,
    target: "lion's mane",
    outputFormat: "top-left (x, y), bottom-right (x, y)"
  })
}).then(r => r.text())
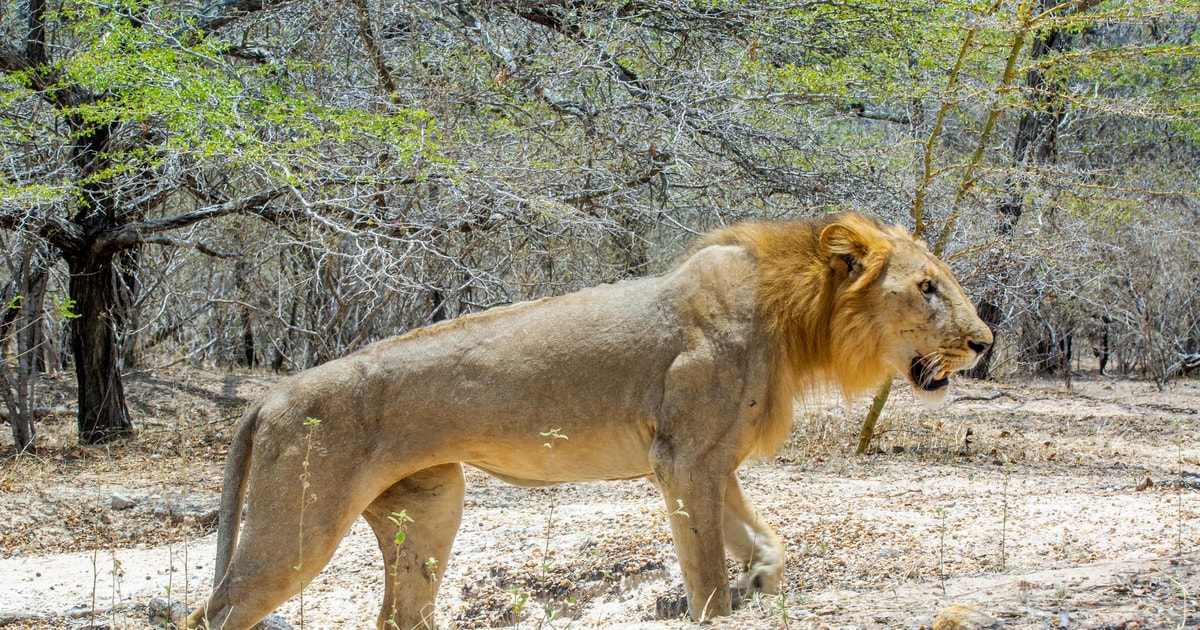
top-left (689, 213), bottom-right (910, 455)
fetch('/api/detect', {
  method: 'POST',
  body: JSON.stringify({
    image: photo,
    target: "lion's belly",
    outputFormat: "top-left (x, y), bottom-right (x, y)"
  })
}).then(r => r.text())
top-left (469, 463), bottom-right (652, 487)
top-left (464, 424), bottom-right (656, 486)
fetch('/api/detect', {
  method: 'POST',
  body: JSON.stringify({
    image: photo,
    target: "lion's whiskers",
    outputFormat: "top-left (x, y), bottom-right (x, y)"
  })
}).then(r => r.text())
top-left (919, 351), bottom-right (946, 385)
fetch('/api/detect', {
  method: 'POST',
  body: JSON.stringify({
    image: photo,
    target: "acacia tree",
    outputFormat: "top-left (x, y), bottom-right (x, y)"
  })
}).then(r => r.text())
top-left (0, 0), bottom-right (436, 446)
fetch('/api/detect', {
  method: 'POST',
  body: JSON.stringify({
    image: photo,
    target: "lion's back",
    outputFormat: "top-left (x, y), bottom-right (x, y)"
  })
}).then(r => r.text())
top-left (242, 241), bottom-right (768, 461)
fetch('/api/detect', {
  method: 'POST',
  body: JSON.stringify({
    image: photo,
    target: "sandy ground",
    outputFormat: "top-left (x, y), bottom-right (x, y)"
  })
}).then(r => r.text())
top-left (0, 369), bottom-right (1196, 629)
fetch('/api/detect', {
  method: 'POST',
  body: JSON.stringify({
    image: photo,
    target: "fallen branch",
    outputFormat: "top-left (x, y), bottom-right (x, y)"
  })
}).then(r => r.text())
top-left (0, 405), bottom-right (70, 420)
top-left (953, 391), bottom-right (1020, 403)
top-left (1166, 353), bottom-right (1200, 379)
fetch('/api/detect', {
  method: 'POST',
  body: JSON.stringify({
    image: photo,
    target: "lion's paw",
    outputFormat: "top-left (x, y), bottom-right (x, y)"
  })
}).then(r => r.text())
top-left (738, 561), bottom-right (783, 594)
top-left (654, 584), bottom-right (745, 620)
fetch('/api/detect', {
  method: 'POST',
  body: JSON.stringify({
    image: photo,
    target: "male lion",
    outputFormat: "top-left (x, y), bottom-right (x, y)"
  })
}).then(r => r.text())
top-left (187, 212), bottom-right (992, 629)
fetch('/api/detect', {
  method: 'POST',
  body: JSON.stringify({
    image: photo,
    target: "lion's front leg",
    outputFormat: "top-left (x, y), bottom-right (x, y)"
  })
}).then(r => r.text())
top-left (651, 441), bottom-right (735, 621)
top-left (723, 473), bottom-right (784, 595)
top-left (650, 339), bottom-right (766, 621)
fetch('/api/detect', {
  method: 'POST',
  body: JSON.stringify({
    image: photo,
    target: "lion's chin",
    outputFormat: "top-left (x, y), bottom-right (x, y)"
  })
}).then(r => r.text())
top-left (908, 357), bottom-right (951, 408)
top-left (910, 379), bottom-right (950, 408)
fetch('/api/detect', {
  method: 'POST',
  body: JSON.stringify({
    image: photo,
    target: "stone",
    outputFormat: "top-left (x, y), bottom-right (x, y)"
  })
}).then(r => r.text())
top-left (933, 604), bottom-right (1001, 630)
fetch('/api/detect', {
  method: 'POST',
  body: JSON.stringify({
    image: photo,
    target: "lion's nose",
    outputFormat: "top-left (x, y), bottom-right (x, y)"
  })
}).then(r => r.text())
top-left (968, 339), bottom-right (991, 354)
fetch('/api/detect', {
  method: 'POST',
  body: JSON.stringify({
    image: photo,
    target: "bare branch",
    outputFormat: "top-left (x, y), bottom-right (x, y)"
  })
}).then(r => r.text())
top-left (140, 235), bottom-right (243, 258)
top-left (350, 0), bottom-right (399, 99)
top-left (188, 0), bottom-right (294, 34)
top-left (96, 187), bottom-right (288, 254)
top-left (0, 43), bottom-right (32, 73)
top-left (0, 200), bottom-right (87, 252)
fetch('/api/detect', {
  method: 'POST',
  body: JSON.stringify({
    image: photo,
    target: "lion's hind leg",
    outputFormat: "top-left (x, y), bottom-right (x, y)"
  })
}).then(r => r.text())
top-left (363, 463), bottom-right (465, 630)
top-left (723, 473), bottom-right (784, 595)
top-left (186, 480), bottom-right (371, 629)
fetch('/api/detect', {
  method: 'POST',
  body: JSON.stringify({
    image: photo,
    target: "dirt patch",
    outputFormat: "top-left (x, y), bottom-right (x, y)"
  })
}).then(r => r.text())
top-left (0, 371), bottom-right (1196, 628)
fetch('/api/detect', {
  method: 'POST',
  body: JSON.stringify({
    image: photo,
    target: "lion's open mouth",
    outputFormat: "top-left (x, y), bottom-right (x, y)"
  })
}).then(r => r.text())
top-left (910, 357), bottom-right (950, 392)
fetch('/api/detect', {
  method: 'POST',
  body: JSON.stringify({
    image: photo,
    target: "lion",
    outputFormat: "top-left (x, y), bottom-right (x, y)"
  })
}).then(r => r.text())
top-left (186, 212), bottom-right (992, 629)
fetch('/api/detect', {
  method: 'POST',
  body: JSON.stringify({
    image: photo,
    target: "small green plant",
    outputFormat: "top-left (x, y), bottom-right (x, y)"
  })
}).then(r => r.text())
top-left (425, 556), bottom-right (439, 581)
top-left (999, 455), bottom-right (1010, 572)
top-left (535, 601), bottom-right (558, 627)
top-left (425, 556), bottom-right (442, 624)
top-left (389, 510), bottom-right (414, 546)
top-left (772, 592), bottom-right (792, 628)
top-left (540, 427), bottom-right (568, 448)
top-left (536, 428), bottom-right (568, 625)
top-left (53, 294), bottom-right (81, 319)
top-left (936, 506), bottom-right (948, 594)
top-left (295, 416), bottom-right (321, 627)
top-left (383, 509), bottom-right (415, 628)
top-left (508, 585), bottom-right (531, 615)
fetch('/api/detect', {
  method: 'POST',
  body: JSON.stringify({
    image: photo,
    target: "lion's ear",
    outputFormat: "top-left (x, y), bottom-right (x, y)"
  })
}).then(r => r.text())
top-left (819, 221), bottom-right (873, 276)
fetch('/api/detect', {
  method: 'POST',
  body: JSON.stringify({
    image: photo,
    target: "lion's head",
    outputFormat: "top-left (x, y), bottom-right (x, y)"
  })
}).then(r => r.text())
top-left (696, 212), bottom-right (993, 406)
top-left (817, 214), bottom-right (993, 405)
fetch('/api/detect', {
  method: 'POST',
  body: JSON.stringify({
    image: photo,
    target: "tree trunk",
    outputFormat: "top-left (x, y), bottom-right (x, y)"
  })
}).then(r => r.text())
top-left (13, 265), bottom-right (49, 453)
top-left (855, 379), bottom-right (892, 455)
top-left (68, 250), bottom-right (133, 444)
top-left (63, 112), bottom-right (133, 444)
top-left (116, 245), bottom-right (142, 369)
top-left (235, 257), bottom-right (256, 367)
top-left (998, 14), bottom-right (1066, 237)
top-left (981, 0), bottom-right (1069, 378)
top-left (2, 258), bottom-right (49, 453)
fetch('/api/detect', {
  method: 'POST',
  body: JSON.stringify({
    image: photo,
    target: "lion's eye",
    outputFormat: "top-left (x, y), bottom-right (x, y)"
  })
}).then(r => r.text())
top-left (919, 280), bottom-right (937, 295)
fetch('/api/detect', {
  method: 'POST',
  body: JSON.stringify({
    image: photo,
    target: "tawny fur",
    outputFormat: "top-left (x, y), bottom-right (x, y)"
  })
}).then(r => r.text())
top-left (187, 212), bottom-right (992, 629)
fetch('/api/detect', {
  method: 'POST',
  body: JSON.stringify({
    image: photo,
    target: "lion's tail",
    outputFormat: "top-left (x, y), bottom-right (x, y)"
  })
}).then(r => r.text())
top-left (213, 399), bottom-right (261, 585)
